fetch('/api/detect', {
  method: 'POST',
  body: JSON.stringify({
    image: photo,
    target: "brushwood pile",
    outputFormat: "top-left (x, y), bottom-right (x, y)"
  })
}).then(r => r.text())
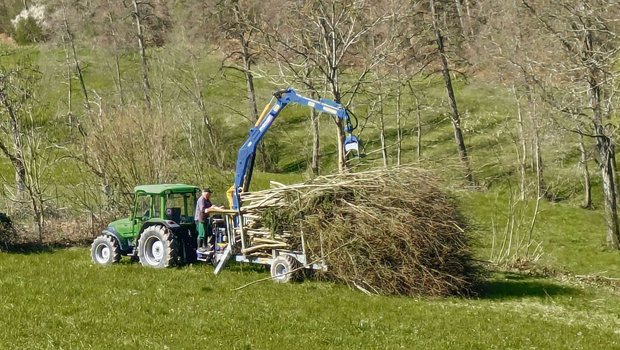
top-left (240, 167), bottom-right (479, 296)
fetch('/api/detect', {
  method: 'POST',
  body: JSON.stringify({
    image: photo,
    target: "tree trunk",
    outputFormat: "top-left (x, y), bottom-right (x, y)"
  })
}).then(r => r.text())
top-left (430, 0), bottom-right (475, 186)
top-left (396, 85), bottom-right (402, 166)
top-left (379, 93), bottom-right (388, 168)
top-left (10, 116), bottom-right (26, 194)
top-left (513, 87), bottom-right (527, 200)
top-left (132, 0), bottom-right (151, 108)
top-left (533, 130), bottom-right (545, 197)
top-left (63, 4), bottom-right (91, 115)
top-left (596, 128), bottom-right (620, 248)
top-left (335, 117), bottom-right (346, 173)
top-left (415, 94), bottom-right (422, 161)
top-left (582, 20), bottom-right (620, 248)
top-left (453, 0), bottom-right (467, 37)
top-left (329, 86), bottom-right (347, 174)
top-left (240, 42), bottom-right (267, 170)
top-left (62, 32), bottom-right (73, 128)
top-left (232, 1), bottom-right (268, 171)
top-left (590, 78), bottom-right (620, 248)
top-left (578, 133), bottom-right (592, 209)
top-left (463, 0), bottom-right (474, 37)
top-left (0, 85), bottom-right (26, 194)
top-left (240, 41), bottom-right (258, 123)
top-left (612, 146), bottom-right (620, 209)
top-left (196, 78), bottom-right (216, 150)
top-left (310, 104), bottom-right (320, 176)
top-left (107, 0), bottom-right (124, 106)
top-left (29, 191), bottom-right (44, 243)
top-left (528, 94), bottom-right (546, 198)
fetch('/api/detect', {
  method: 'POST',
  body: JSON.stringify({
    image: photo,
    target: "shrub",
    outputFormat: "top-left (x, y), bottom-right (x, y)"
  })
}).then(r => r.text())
top-left (13, 16), bottom-right (45, 45)
top-left (0, 212), bottom-right (16, 250)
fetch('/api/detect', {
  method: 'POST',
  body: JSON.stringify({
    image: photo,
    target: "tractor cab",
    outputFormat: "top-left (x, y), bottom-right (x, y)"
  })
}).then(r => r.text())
top-left (132, 184), bottom-right (200, 228)
top-left (91, 184), bottom-right (202, 267)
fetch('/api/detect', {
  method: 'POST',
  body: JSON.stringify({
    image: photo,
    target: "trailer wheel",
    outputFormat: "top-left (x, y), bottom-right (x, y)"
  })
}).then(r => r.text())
top-left (91, 235), bottom-right (121, 266)
top-left (138, 225), bottom-right (178, 268)
top-left (270, 255), bottom-right (301, 283)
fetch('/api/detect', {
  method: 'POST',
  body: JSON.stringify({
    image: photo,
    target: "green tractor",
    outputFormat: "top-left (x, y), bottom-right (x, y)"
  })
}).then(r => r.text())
top-left (90, 184), bottom-right (201, 268)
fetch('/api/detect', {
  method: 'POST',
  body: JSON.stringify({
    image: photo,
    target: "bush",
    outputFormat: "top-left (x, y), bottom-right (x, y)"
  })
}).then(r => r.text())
top-left (0, 212), bottom-right (16, 250)
top-left (13, 16), bottom-right (45, 45)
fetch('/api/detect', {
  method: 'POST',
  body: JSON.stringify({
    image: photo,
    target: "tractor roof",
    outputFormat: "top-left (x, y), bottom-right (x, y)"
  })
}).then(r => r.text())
top-left (134, 184), bottom-right (200, 195)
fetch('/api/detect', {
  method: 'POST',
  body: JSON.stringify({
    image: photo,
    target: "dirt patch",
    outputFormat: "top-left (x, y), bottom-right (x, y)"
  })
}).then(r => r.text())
top-left (0, 33), bottom-right (16, 46)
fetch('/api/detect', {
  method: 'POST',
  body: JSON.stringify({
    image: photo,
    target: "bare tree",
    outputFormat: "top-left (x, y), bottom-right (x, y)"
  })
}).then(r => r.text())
top-left (105, 0), bottom-right (125, 106)
top-left (377, 87), bottom-right (388, 168)
top-left (216, 0), bottom-right (274, 170)
top-left (578, 130), bottom-right (592, 209)
top-left (21, 124), bottom-right (62, 241)
top-left (520, 0), bottom-right (620, 248)
top-left (128, 0), bottom-right (151, 108)
top-left (0, 63), bottom-right (60, 241)
top-left (262, 0), bottom-right (393, 173)
top-left (60, 1), bottom-right (91, 115)
top-left (164, 40), bottom-right (225, 171)
top-left (231, 0), bottom-right (258, 125)
top-left (0, 72), bottom-right (26, 195)
top-left (395, 83), bottom-right (403, 165)
top-left (512, 86), bottom-right (528, 200)
top-left (429, 0), bottom-right (475, 186)
top-left (475, 0), bottom-right (554, 200)
top-left (261, 54), bottom-right (323, 175)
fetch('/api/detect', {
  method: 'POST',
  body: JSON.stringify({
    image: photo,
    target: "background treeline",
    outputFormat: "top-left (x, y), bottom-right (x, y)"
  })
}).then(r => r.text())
top-left (0, 0), bottom-right (619, 259)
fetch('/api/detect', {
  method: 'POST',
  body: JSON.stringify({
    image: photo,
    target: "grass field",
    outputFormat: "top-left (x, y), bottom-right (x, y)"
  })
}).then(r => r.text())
top-left (0, 248), bottom-right (619, 350)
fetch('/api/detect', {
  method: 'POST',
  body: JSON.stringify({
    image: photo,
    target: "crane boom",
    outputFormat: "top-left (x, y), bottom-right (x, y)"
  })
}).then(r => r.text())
top-left (230, 87), bottom-right (359, 210)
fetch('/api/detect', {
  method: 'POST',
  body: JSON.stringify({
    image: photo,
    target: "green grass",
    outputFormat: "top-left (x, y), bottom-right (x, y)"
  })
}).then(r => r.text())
top-left (459, 188), bottom-right (620, 276)
top-left (1, 248), bottom-right (619, 349)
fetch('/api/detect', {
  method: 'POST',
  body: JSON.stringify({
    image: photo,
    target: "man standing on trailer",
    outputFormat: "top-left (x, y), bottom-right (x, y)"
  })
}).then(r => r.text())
top-left (195, 187), bottom-right (215, 252)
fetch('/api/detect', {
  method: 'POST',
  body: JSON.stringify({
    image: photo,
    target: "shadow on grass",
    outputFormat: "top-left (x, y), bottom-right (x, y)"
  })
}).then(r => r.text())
top-left (226, 261), bottom-right (269, 274)
top-left (2, 242), bottom-right (60, 255)
top-left (477, 273), bottom-right (581, 300)
top-left (279, 158), bottom-right (307, 173)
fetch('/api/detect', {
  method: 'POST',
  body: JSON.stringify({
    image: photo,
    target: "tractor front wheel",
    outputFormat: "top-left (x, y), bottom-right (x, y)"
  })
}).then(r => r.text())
top-left (91, 235), bottom-right (121, 266)
top-left (138, 225), bottom-right (178, 268)
top-left (270, 255), bottom-right (302, 283)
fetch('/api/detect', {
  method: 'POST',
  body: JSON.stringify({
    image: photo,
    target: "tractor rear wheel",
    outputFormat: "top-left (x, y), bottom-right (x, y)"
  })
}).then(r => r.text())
top-left (138, 225), bottom-right (178, 268)
top-left (91, 235), bottom-right (121, 266)
top-left (270, 255), bottom-right (302, 283)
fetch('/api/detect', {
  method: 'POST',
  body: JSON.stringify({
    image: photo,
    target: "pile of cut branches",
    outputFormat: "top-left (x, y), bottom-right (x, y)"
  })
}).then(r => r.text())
top-left (240, 167), bottom-right (480, 296)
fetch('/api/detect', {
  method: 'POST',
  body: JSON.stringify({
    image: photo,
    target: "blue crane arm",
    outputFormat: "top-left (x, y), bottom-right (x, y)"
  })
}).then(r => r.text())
top-left (230, 87), bottom-right (359, 210)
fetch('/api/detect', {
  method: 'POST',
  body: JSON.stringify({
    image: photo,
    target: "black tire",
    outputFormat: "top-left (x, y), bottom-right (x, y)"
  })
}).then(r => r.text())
top-left (270, 255), bottom-right (302, 283)
top-left (91, 235), bottom-right (121, 266)
top-left (137, 225), bottom-right (179, 268)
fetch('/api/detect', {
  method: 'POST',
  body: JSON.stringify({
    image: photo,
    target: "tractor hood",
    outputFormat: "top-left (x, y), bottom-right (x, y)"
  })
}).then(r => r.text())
top-left (106, 217), bottom-right (134, 239)
top-left (108, 217), bottom-right (131, 229)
